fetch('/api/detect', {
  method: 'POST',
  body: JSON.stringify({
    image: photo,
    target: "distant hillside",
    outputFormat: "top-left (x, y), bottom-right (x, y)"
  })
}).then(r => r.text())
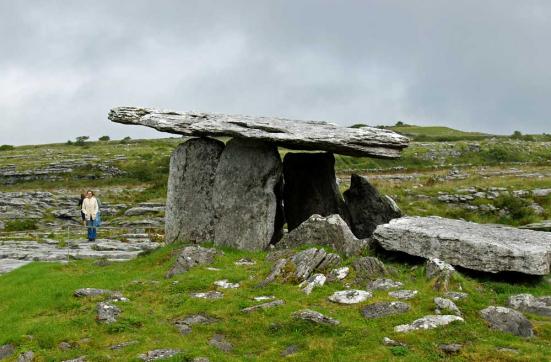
top-left (388, 124), bottom-right (492, 142)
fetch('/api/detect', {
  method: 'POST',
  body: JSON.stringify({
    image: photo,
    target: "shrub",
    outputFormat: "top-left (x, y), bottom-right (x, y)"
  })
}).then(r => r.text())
top-left (0, 145), bottom-right (14, 151)
top-left (5, 219), bottom-right (38, 232)
top-left (98, 136), bottom-right (110, 141)
top-left (120, 136), bottom-right (132, 144)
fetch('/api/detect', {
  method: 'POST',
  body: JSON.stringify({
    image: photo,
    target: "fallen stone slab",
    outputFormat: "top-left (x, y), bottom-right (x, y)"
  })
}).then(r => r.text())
top-left (508, 294), bottom-right (551, 317)
top-left (138, 349), bottom-right (181, 361)
top-left (361, 301), bottom-right (410, 319)
top-left (108, 106), bottom-right (409, 158)
top-left (277, 214), bottom-right (367, 256)
top-left (328, 290), bottom-right (372, 304)
top-left (394, 315), bottom-right (464, 333)
top-left (374, 216), bottom-right (551, 275)
top-left (241, 299), bottom-right (285, 313)
top-left (292, 309), bottom-right (340, 325)
top-left (343, 174), bottom-right (401, 238)
top-left (480, 306), bottom-right (533, 337)
top-left (165, 137), bottom-right (225, 244)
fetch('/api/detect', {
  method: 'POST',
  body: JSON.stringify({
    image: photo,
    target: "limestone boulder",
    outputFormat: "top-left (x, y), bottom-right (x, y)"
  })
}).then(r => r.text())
top-left (165, 245), bottom-right (221, 278)
top-left (480, 306), bottom-right (533, 337)
top-left (213, 138), bottom-right (283, 250)
top-left (508, 294), bottom-right (551, 317)
top-left (277, 214), bottom-right (367, 256)
top-left (165, 137), bottom-right (225, 244)
top-left (343, 174), bottom-right (401, 238)
top-left (374, 216), bottom-right (551, 275)
top-left (282, 152), bottom-right (349, 231)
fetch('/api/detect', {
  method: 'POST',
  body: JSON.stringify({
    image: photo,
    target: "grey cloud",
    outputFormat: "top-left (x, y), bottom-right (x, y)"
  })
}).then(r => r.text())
top-left (1, 1), bottom-right (550, 145)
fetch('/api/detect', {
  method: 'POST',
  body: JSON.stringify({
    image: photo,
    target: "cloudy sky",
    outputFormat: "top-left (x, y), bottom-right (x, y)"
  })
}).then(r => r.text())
top-left (1, 1), bottom-right (550, 145)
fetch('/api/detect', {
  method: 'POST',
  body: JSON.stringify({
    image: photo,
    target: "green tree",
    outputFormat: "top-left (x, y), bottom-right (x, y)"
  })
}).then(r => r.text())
top-left (98, 135), bottom-right (110, 141)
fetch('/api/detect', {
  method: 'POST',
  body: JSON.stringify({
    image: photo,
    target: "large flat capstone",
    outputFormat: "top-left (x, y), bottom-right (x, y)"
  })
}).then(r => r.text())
top-left (373, 216), bottom-right (551, 275)
top-left (108, 107), bottom-right (409, 158)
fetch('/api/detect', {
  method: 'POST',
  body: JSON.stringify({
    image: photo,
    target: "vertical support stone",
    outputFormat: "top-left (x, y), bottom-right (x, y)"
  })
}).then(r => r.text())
top-left (343, 174), bottom-right (401, 238)
top-left (213, 138), bottom-right (283, 250)
top-left (282, 152), bottom-right (349, 231)
top-left (165, 137), bottom-right (225, 244)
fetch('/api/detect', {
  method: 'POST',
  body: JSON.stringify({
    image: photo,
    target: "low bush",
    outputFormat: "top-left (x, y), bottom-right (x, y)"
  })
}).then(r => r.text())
top-left (4, 219), bottom-right (38, 232)
top-left (0, 144), bottom-right (15, 151)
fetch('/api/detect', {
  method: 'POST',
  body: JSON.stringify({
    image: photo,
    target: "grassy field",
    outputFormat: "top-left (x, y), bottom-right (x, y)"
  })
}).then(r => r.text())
top-left (1, 244), bottom-right (551, 361)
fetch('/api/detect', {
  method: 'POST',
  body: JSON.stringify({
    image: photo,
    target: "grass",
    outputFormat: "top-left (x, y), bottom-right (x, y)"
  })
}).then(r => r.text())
top-left (1, 244), bottom-right (551, 361)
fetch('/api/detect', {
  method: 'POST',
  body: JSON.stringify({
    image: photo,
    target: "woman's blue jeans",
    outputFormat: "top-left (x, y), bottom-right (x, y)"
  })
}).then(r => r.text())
top-left (86, 219), bottom-right (97, 240)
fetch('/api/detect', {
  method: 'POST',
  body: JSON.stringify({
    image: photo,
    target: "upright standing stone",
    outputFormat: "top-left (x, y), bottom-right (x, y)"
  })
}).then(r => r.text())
top-left (283, 152), bottom-right (348, 231)
top-left (343, 174), bottom-right (401, 238)
top-left (165, 137), bottom-right (225, 244)
top-left (213, 138), bottom-right (283, 250)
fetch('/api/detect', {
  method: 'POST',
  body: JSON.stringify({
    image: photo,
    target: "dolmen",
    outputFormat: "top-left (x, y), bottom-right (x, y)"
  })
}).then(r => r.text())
top-left (109, 106), bottom-right (408, 250)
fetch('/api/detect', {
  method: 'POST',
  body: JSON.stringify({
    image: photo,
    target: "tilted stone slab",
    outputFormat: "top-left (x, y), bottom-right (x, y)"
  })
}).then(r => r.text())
top-left (108, 106), bottom-right (409, 158)
top-left (373, 216), bottom-right (551, 275)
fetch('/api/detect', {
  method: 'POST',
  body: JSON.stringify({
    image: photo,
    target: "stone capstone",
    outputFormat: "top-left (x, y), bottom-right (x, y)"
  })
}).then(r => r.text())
top-left (213, 138), bottom-right (283, 250)
top-left (374, 216), bottom-right (551, 275)
top-left (108, 106), bottom-right (409, 158)
top-left (343, 174), bottom-right (401, 238)
top-left (165, 137), bottom-right (224, 244)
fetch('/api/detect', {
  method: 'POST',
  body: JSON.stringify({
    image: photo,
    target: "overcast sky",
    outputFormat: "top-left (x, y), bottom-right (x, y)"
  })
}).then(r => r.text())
top-left (1, 1), bottom-right (550, 145)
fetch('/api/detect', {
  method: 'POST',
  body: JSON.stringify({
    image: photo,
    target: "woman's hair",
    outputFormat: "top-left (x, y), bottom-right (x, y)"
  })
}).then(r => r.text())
top-left (87, 190), bottom-right (95, 196)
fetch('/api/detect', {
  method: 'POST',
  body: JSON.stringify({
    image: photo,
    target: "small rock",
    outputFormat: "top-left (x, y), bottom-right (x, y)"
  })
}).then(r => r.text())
top-left (292, 309), bottom-right (340, 325)
top-left (190, 291), bottom-right (224, 299)
top-left (361, 301), bottom-right (410, 319)
top-left (480, 306), bottom-right (533, 337)
top-left (192, 358), bottom-right (210, 362)
top-left (62, 357), bottom-right (86, 362)
top-left (508, 293), bottom-right (551, 317)
top-left (17, 351), bottom-right (35, 362)
top-left (444, 292), bottom-right (468, 300)
top-left (253, 295), bottom-right (275, 301)
top-left (58, 342), bottom-right (74, 351)
top-left (96, 302), bottom-right (121, 323)
top-left (166, 245), bottom-right (222, 278)
top-left (328, 290), bottom-right (372, 304)
top-left (434, 297), bottom-right (461, 316)
top-left (298, 273), bottom-right (326, 295)
top-left (394, 315), bottom-right (464, 333)
top-left (242, 299), bottom-right (285, 313)
top-left (213, 279), bottom-right (240, 289)
top-left (496, 347), bottom-right (519, 354)
top-left (174, 314), bottom-right (218, 335)
top-left (209, 334), bottom-right (233, 352)
top-left (258, 258), bottom-right (287, 287)
top-left (389, 290), bottom-right (418, 300)
top-left (439, 344), bottom-right (462, 354)
top-left (382, 337), bottom-right (405, 347)
top-left (138, 349), bottom-right (181, 361)
top-left (109, 340), bottom-right (139, 350)
top-left (327, 266), bottom-right (349, 281)
top-left (353, 256), bottom-right (387, 281)
top-left (367, 278), bottom-right (403, 291)
top-left (281, 345), bottom-right (300, 357)
top-left (0, 344), bottom-right (15, 360)
top-left (74, 288), bottom-right (120, 298)
top-left (234, 258), bottom-right (256, 266)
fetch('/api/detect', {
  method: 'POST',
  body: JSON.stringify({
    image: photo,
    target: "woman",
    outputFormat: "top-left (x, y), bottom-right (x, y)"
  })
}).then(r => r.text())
top-left (81, 190), bottom-right (99, 241)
